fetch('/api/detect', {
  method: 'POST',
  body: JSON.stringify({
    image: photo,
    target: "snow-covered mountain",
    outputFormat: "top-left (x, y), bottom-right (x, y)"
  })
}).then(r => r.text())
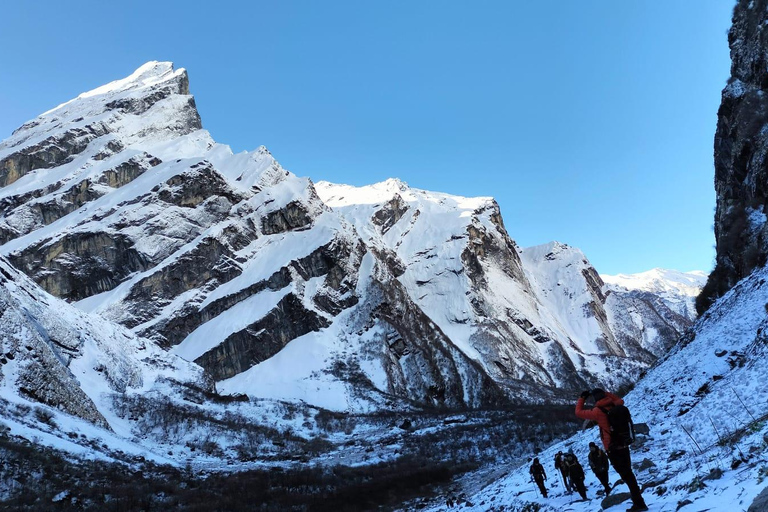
top-left (0, 58), bottom-right (726, 509)
top-left (432, 261), bottom-right (768, 511)
top-left (602, 268), bottom-right (706, 320)
top-left (317, 181), bottom-right (699, 396)
top-left (0, 251), bottom-right (206, 415)
top-left (0, 62), bottom-right (700, 421)
top-left (0, 62), bottom-right (502, 412)
top-left (423, 2), bottom-right (768, 509)
top-left (521, 243), bottom-right (697, 365)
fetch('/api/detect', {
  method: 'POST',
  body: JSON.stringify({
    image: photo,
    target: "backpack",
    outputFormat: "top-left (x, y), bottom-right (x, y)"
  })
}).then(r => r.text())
top-left (563, 454), bottom-right (585, 479)
top-left (599, 404), bottom-right (635, 448)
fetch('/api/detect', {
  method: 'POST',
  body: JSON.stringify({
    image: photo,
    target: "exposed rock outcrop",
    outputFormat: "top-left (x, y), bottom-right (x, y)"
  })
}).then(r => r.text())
top-left (0, 61), bottom-right (704, 413)
top-left (0, 257), bottom-right (204, 429)
top-left (701, 0), bottom-right (768, 312)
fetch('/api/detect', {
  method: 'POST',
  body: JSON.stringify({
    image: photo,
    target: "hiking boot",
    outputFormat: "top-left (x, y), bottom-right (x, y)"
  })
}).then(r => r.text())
top-left (626, 504), bottom-right (648, 512)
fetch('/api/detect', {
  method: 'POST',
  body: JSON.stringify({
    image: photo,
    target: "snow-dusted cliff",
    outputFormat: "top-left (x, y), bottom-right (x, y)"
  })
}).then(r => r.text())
top-left (318, 181), bottom-right (701, 396)
top-left (602, 268), bottom-right (706, 321)
top-left (0, 62), bottom-right (502, 413)
top-left (0, 62), bottom-right (701, 421)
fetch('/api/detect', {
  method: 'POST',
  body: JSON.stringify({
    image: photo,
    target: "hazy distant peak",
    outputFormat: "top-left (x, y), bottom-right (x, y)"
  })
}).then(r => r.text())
top-left (601, 268), bottom-right (706, 298)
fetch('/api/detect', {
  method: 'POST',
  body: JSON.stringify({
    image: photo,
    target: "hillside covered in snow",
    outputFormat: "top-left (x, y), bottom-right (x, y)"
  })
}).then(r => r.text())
top-left (432, 260), bottom-right (768, 512)
top-left (0, 58), bottom-right (715, 509)
top-left (0, 62), bottom-right (700, 418)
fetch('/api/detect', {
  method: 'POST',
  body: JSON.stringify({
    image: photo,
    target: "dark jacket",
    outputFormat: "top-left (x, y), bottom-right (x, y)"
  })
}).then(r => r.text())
top-left (530, 461), bottom-right (547, 480)
top-left (589, 447), bottom-right (609, 473)
top-left (554, 453), bottom-right (566, 473)
top-left (562, 453), bottom-right (585, 481)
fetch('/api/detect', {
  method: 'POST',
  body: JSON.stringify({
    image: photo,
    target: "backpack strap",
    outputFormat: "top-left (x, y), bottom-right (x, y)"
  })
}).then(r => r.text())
top-left (596, 405), bottom-right (613, 448)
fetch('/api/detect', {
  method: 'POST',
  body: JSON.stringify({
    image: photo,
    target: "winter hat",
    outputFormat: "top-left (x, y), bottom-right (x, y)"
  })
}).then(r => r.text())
top-left (591, 388), bottom-right (606, 401)
top-left (589, 442), bottom-right (597, 448)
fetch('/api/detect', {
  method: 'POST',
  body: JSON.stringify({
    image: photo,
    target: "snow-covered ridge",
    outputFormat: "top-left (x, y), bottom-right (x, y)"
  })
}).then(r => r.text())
top-left (0, 61), bottom-right (703, 417)
top-left (0, 254), bottom-right (204, 431)
top-left (0, 62), bottom-right (504, 413)
top-left (602, 268), bottom-right (706, 321)
top-left (319, 179), bottom-right (698, 396)
top-left (601, 268), bottom-right (706, 297)
top-left (316, 178), bottom-right (494, 211)
top-left (42, 61), bottom-right (186, 116)
top-left (1, 61), bottom-right (198, 163)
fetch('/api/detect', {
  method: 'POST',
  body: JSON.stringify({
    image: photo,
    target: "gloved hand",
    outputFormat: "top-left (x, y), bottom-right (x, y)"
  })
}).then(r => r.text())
top-left (580, 390), bottom-right (591, 399)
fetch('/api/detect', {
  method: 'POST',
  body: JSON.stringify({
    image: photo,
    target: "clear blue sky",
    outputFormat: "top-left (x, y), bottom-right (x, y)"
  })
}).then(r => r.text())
top-left (0, 1), bottom-right (734, 274)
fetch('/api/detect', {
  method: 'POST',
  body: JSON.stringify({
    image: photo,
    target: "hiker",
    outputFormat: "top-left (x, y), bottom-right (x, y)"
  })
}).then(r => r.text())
top-left (576, 389), bottom-right (648, 512)
top-left (529, 457), bottom-right (548, 498)
top-left (562, 450), bottom-right (587, 500)
top-left (588, 441), bottom-right (612, 495)
top-left (554, 451), bottom-right (572, 493)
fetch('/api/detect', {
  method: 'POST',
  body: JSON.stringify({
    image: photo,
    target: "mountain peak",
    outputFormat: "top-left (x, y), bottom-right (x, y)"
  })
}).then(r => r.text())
top-left (521, 241), bottom-right (585, 263)
top-left (40, 61), bottom-right (187, 118)
top-left (601, 268), bottom-right (707, 297)
top-left (1, 61), bottom-right (202, 168)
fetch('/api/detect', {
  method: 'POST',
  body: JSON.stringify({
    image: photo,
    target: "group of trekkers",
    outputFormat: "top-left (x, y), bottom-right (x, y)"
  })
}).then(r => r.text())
top-left (528, 388), bottom-right (648, 512)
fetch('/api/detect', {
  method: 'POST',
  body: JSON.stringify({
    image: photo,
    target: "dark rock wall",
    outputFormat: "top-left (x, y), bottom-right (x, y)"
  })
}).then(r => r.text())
top-left (195, 293), bottom-right (330, 381)
top-left (701, 0), bottom-right (768, 312)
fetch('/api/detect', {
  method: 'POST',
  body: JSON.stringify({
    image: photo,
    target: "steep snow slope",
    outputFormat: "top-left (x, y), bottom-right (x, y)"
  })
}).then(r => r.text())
top-left (0, 63), bottom-right (502, 411)
top-left (523, 243), bottom-right (696, 361)
top-left (0, 61), bottom-right (701, 414)
top-left (602, 268), bottom-right (706, 320)
top-left (317, 181), bottom-right (696, 397)
top-left (430, 265), bottom-right (768, 511)
top-left (0, 254), bottom-right (204, 431)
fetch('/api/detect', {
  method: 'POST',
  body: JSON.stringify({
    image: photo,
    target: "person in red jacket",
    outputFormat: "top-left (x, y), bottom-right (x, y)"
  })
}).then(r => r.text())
top-left (575, 389), bottom-right (648, 512)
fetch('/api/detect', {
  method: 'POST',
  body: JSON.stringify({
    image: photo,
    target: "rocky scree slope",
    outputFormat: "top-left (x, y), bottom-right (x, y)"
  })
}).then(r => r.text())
top-left (0, 62), bottom-right (502, 412)
top-left (317, 181), bottom-right (701, 399)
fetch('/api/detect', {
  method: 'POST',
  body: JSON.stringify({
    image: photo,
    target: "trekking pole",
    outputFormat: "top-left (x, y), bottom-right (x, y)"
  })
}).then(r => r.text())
top-left (531, 477), bottom-right (539, 498)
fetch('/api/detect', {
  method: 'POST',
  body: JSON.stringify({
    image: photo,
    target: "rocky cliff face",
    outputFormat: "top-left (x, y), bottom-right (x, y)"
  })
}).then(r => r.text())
top-left (0, 255), bottom-right (204, 430)
top-left (0, 62), bottom-right (704, 413)
top-left (0, 62), bottom-right (505, 411)
top-left (703, 0), bottom-right (768, 312)
top-left (317, 182), bottom-right (702, 398)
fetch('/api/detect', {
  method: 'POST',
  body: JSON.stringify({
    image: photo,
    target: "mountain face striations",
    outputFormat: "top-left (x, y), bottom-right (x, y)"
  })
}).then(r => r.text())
top-left (0, 63), bottom-right (701, 417)
top-left (317, 181), bottom-right (701, 398)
